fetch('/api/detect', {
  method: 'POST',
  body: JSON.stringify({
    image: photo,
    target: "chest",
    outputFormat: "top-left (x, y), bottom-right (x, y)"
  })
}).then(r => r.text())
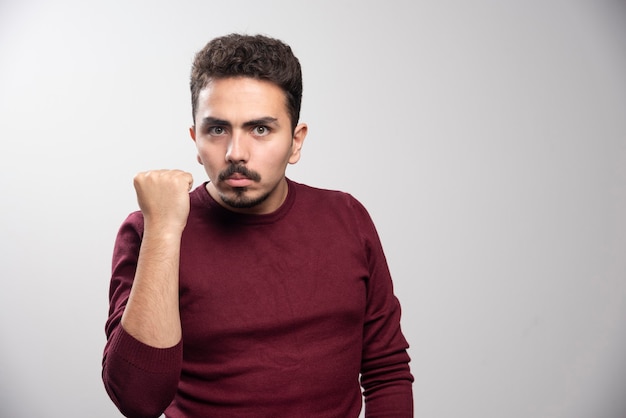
top-left (177, 219), bottom-right (368, 350)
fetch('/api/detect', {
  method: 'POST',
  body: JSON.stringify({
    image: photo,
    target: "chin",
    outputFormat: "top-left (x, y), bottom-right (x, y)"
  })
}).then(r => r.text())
top-left (220, 189), bottom-right (269, 209)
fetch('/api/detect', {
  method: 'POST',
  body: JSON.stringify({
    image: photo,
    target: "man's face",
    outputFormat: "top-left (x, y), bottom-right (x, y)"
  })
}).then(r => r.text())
top-left (190, 77), bottom-right (307, 214)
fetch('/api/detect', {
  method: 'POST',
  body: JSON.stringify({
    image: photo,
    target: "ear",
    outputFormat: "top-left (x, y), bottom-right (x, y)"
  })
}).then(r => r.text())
top-left (189, 125), bottom-right (203, 165)
top-left (288, 123), bottom-right (308, 164)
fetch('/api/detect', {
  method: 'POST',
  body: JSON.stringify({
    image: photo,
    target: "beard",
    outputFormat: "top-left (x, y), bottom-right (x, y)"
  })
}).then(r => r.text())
top-left (219, 187), bottom-right (270, 209)
top-left (216, 163), bottom-right (268, 208)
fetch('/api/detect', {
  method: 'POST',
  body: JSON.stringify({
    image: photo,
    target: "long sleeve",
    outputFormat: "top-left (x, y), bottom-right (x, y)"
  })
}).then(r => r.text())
top-left (353, 200), bottom-right (414, 417)
top-left (102, 213), bottom-right (183, 418)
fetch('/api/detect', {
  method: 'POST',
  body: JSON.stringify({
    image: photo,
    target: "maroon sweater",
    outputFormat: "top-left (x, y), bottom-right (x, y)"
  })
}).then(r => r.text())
top-left (103, 179), bottom-right (413, 417)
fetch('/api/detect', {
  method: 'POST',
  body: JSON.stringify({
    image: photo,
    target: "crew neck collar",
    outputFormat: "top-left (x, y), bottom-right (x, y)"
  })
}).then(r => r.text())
top-left (193, 178), bottom-right (296, 225)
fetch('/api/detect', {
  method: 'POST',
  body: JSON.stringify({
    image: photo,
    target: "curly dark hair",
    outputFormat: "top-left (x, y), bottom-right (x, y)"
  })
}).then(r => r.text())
top-left (190, 33), bottom-right (303, 132)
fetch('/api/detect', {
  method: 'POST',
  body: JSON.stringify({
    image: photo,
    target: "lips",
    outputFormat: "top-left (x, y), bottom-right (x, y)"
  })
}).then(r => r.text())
top-left (229, 173), bottom-right (247, 180)
top-left (224, 173), bottom-right (253, 188)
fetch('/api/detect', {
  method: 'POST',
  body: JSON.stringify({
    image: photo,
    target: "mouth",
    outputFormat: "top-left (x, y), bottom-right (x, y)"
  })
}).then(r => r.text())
top-left (219, 165), bottom-right (261, 188)
top-left (224, 173), bottom-right (254, 188)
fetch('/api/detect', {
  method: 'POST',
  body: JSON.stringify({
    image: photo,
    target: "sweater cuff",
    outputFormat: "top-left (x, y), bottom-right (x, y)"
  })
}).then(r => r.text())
top-left (109, 326), bottom-right (183, 374)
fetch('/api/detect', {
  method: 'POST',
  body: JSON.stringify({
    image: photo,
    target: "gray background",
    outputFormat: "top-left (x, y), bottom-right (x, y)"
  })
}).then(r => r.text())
top-left (1, 0), bottom-right (625, 417)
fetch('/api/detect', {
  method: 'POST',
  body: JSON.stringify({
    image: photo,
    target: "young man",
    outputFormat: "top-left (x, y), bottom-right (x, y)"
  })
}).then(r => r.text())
top-left (103, 33), bottom-right (413, 418)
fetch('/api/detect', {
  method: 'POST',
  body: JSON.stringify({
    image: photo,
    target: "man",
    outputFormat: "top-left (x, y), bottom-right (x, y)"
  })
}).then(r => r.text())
top-left (103, 33), bottom-right (413, 418)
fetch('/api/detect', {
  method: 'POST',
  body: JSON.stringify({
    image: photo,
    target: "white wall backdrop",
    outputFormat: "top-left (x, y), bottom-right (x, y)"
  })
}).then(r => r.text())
top-left (1, 0), bottom-right (625, 417)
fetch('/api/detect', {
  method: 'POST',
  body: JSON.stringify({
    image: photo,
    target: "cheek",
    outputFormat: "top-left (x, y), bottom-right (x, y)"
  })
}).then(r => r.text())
top-left (197, 141), bottom-right (223, 161)
top-left (196, 145), bottom-right (224, 172)
top-left (258, 148), bottom-right (292, 173)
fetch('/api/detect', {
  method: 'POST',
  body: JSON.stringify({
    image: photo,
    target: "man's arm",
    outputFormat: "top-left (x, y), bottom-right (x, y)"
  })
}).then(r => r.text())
top-left (350, 198), bottom-right (414, 418)
top-left (102, 169), bottom-right (193, 417)
top-left (121, 169), bottom-right (193, 347)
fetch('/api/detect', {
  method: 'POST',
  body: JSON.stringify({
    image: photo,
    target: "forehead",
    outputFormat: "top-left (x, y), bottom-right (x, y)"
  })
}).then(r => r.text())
top-left (196, 77), bottom-right (289, 121)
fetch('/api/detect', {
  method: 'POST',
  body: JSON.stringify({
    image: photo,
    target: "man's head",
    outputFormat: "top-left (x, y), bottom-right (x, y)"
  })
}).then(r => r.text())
top-left (189, 34), bottom-right (308, 215)
top-left (190, 33), bottom-right (303, 132)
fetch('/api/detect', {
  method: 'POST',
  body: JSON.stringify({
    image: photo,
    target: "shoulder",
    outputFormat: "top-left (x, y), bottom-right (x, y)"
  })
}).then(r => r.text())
top-left (289, 178), bottom-right (373, 224)
top-left (116, 210), bottom-right (144, 240)
top-left (124, 210), bottom-right (144, 228)
top-left (290, 179), bottom-right (361, 207)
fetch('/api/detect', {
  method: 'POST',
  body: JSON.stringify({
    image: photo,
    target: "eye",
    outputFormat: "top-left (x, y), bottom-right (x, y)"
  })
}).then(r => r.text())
top-left (208, 126), bottom-right (227, 136)
top-left (252, 126), bottom-right (271, 136)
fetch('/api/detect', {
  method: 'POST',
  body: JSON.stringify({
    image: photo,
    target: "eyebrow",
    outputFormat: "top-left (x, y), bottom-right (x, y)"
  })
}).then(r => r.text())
top-left (200, 116), bottom-right (279, 129)
top-left (242, 117), bottom-right (279, 129)
top-left (200, 117), bottom-right (230, 127)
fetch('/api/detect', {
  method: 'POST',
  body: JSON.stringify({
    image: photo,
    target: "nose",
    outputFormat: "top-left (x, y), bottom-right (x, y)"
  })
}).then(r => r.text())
top-left (225, 131), bottom-right (249, 164)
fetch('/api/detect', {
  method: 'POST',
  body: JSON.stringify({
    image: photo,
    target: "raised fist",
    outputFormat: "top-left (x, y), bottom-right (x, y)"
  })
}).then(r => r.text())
top-left (133, 169), bottom-right (194, 232)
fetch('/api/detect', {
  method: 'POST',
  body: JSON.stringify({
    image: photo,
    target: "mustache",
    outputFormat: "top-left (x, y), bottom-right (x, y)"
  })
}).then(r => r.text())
top-left (218, 164), bottom-right (261, 182)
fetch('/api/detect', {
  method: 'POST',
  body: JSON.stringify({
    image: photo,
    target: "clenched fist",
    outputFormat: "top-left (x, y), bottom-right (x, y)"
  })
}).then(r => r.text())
top-left (133, 169), bottom-right (194, 233)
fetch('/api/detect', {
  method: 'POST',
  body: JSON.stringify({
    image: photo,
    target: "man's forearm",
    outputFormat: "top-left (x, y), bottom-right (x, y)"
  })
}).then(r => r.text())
top-left (121, 225), bottom-right (183, 348)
